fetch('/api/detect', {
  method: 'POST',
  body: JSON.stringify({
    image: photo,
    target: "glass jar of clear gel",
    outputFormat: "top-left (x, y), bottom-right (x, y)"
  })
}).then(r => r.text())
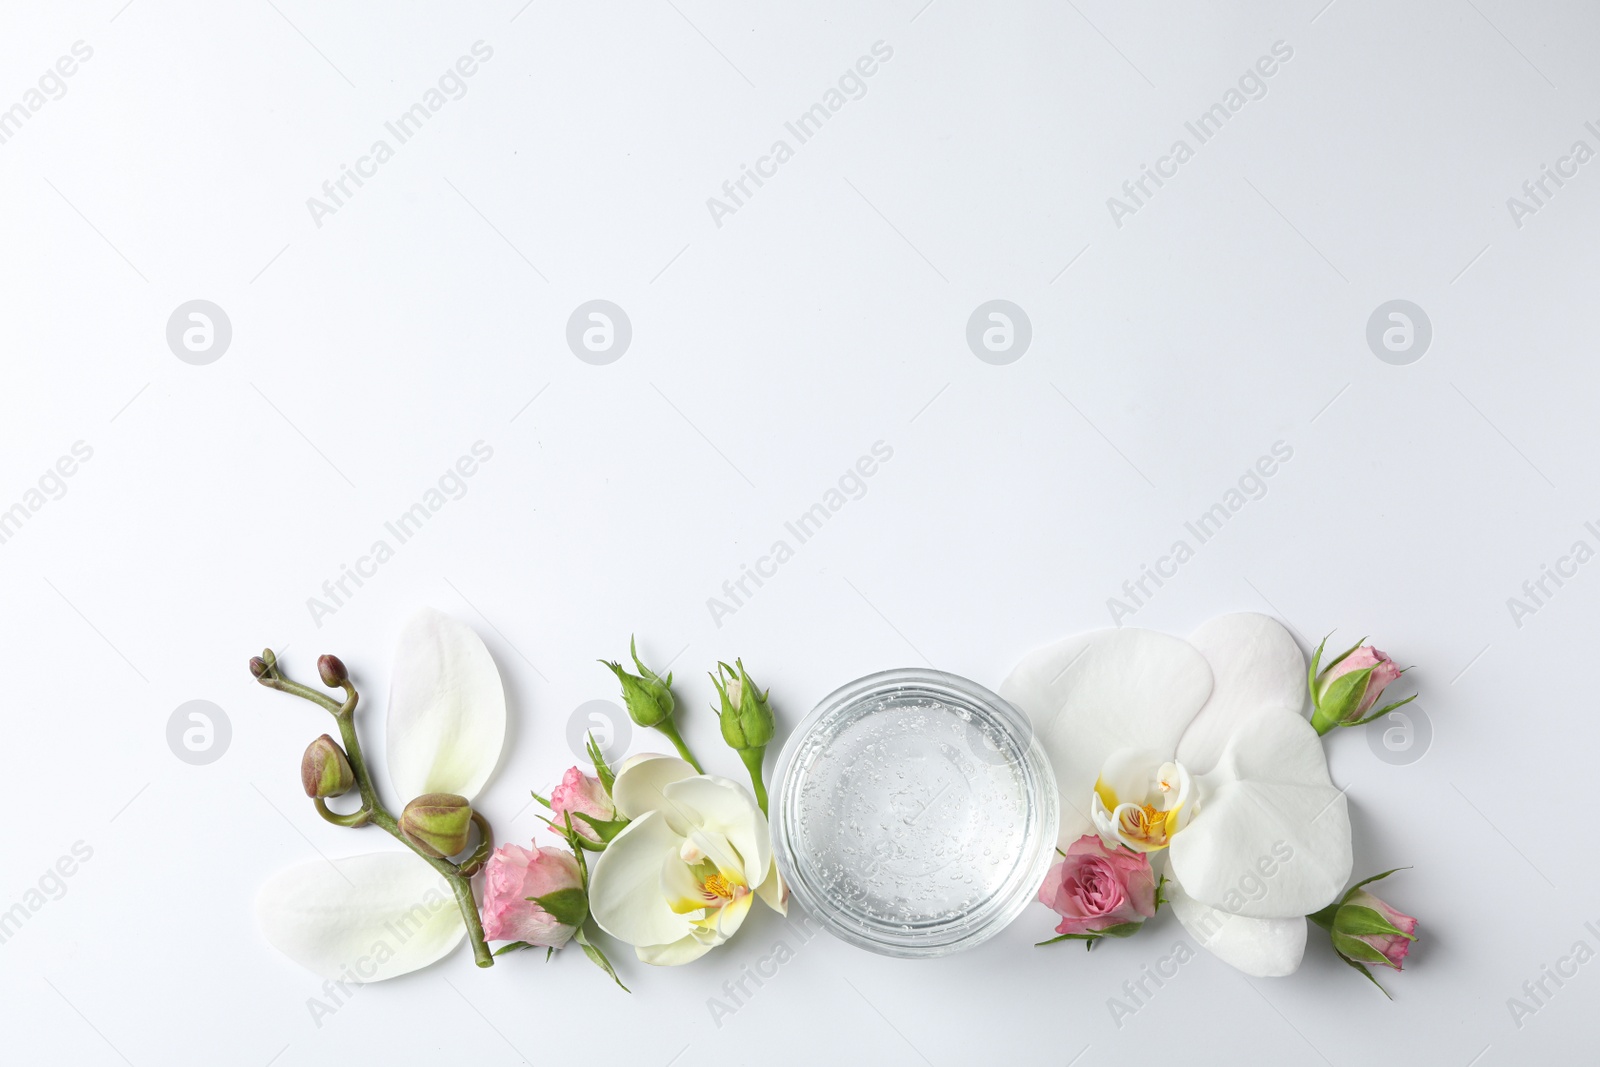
top-left (771, 668), bottom-right (1058, 958)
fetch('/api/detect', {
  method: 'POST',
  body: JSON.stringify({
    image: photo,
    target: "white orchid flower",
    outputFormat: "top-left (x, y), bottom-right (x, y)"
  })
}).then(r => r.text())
top-left (257, 607), bottom-right (506, 981)
top-left (589, 754), bottom-right (787, 965)
top-left (1002, 613), bottom-right (1351, 977)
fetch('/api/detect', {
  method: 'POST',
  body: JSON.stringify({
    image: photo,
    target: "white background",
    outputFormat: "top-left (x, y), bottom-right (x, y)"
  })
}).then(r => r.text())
top-left (1, 1), bottom-right (1594, 1064)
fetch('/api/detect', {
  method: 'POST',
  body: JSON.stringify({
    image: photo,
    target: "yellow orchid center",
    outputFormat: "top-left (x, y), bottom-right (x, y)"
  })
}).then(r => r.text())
top-left (702, 871), bottom-right (735, 900)
top-left (1091, 756), bottom-right (1195, 853)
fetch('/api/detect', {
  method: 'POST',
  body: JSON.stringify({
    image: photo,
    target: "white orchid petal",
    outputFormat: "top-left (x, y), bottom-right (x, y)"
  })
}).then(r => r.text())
top-left (385, 607), bottom-right (506, 801)
top-left (661, 775), bottom-right (768, 881)
top-left (755, 859), bottom-right (788, 916)
top-left (1001, 628), bottom-right (1213, 847)
top-left (1176, 613), bottom-right (1307, 775)
top-left (589, 811), bottom-right (694, 947)
top-left (256, 853), bottom-right (464, 981)
top-left (636, 933), bottom-right (716, 966)
top-left (1169, 878), bottom-right (1307, 977)
top-left (612, 754), bottom-right (696, 824)
top-left (1169, 710), bottom-right (1351, 918)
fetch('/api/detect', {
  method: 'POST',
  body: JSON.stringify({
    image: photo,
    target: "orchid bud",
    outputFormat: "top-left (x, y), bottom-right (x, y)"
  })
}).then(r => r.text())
top-left (400, 794), bottom-right (475, 858)
top-left (712, 660), bottom-right (774, 752)
top-left (301, 734), bottom-right (355, 798)
top-left (1308, 636), bottom-right (1414, 735)
top-left (318, 654), bottom-right (349, 688)
top-left (249, 656), bottom-right (270, 679)
top-left (600, 637), bottom-right (675, 729)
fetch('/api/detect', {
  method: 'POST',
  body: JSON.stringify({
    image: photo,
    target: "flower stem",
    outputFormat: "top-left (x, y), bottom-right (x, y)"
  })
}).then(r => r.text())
top-left (254, 652), bottom-right (495, 969)
top-left (737, 746), bottom-right (768, 815)
top-left (653, 716), bottom-right (704, 773)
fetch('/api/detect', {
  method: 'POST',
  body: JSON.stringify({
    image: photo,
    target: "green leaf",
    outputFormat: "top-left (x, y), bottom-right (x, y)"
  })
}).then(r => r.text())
top-left (530, 887), bottom-right (589, 928)
top-left (1307, 634), bottom-right (1329, 697)
top-left (573, 925), bottom-right (630, 992)
top-left (530, 790), bottom-right (552, 810)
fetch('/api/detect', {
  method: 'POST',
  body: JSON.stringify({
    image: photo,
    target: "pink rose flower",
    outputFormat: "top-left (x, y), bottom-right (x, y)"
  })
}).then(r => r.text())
top-left (549, 767), bottom-right (617, 841)
top-left (1038, 834), bottom-right (1157, 936)
top-left (479, 844), bottom-right (583, 948)
top-left (1321, 646), bottom-right (1402, 719)
top-left (1341, 888), bottom-right (1418, 970)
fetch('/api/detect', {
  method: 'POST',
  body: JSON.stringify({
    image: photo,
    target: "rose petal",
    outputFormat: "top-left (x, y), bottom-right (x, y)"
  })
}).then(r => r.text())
top-left (1001, 628), bottom-right (1213, 847)
top-left (1168, 878), bottom-right (1307, 977)
top-left (256, 853), bottom-right (464, 980)
top-left (612, 754), bottom-right (697, 824)
top-left (589, 810), bottom-right (693, 948)
top-left (1175, 613), bottom-right (1308, 775)
top-left (1169, 709), bottom-right (1351, 918)
top-left (386, 607), bottom-right (506, 801)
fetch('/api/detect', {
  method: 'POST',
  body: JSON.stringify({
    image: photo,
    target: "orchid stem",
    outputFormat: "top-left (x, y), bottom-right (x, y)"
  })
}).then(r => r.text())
top-left (254, 650), bottom-right (495, 969)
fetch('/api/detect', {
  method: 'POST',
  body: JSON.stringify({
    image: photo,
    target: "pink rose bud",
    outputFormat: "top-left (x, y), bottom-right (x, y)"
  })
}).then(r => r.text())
top-left (1310, 870), bottom-right (1418, 994)
top-left (1309, 638), bottom-right (1414, 734)
top-left (549, 767), bottom-right (617, 842)
top-left (1037, 834), bottom-right (1158, 941)
top-left (478, 844), bottom-right (585, 949)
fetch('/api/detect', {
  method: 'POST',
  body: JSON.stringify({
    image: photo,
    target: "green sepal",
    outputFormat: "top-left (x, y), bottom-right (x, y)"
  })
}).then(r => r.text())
top-left (1332, 904), bottom-right (1415, 941)
top-left (571, 811), bottom-right (631, 844)
top-left (1094, 921), bottom-right (1145, 938)
top-left (585, 733), bottom-right (616, 795)
top-left (530, 887), bottom-right (589, 928)
top-left (1338, 953), bottom-right (1392, 999)
top-left (1312, 665), bottom-right (1374, 730)
top-left (1341, 867), bottom-right (1409, 903)
top-left (1036, 932), bottom-right (1100, 949)
top-left (1347, 693), bottom-right (1418, 728)
top-left (492, 941), bottom-right (533, 956)
top-left (1331, 930), bottom-right (1394, 966)
top-left (573, 924), bottom-right (630, 992)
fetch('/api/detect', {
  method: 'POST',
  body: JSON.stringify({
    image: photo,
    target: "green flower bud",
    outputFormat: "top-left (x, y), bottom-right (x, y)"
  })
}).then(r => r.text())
top-left (600, 637), bottom-right (675, 729)
top-left (400, 793), bottom-right (474, 858)
top-left (318, 654), bottom-right (349, 688)
top-left (301, 734), bottom-right (355, 798)
top-left (712, 659), bottom-right (774, 752)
